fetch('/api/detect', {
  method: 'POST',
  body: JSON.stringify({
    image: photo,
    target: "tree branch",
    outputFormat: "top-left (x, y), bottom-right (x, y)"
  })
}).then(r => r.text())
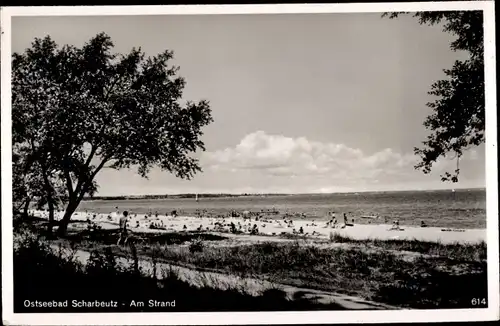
top-left (104, 74), bottom-right (124, 101)
top-left (84, 144), bottom-right (97, 167)
top-left (91, 155), bottom-right (112, 181)
top-left (63, 167), bottom-right (74, 197)
top-left (76, 155), bottom-right (112, 203)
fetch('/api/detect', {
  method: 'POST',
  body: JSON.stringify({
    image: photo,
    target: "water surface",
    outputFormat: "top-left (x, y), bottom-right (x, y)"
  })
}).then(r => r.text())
top-left (79, 189), bottom-right (486, 229)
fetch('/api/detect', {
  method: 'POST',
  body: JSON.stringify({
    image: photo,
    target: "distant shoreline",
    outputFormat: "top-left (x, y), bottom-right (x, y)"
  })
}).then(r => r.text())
top-left (82, 187), bottom-right (486, 201)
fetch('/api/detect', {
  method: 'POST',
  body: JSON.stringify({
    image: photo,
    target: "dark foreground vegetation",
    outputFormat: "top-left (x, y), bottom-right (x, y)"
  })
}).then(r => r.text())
top-left (15, 217), bottom-right (488, 311)
top-left (14, 227), bottom-right (347, 313)
top-left (115, 240), bottom-right (487, 309)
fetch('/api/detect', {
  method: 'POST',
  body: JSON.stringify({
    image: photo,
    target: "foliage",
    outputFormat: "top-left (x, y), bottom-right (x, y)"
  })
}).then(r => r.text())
top-left (153, 240), bottom-right (487, 309)
top-left (188, 237), bottom-right (205, 253)
top-left (13, 144), bottom-right (66, 208)
top-left (14, 229), bottom-right (347, 312)
top-left (383, 11), bottom-right (485, 182)
top-left (12, 33), bottom-right (213, 234)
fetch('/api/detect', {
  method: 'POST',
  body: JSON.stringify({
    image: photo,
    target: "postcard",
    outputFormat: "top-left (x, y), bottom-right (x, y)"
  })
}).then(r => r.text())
top-left (1, 2), bottom-right (498, 324)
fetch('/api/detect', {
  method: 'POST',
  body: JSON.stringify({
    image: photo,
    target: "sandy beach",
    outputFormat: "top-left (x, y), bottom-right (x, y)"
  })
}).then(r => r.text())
top-left (31, 210), bottom-right (486, 244)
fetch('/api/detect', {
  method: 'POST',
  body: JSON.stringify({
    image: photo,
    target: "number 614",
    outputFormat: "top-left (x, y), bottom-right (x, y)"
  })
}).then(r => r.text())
top-left (471, 298), bottom-right (487, 305)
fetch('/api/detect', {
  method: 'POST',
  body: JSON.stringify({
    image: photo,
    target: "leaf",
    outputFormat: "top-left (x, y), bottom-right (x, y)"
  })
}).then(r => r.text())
top-left (383, 11), bottom-right (484, 182)
top-left (12, 33), bottom-right (213, 230)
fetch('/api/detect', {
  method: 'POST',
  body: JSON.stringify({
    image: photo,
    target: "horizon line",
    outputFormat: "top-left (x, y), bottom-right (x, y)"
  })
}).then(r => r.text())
top-left (86, 186), bottom-right (486, 199)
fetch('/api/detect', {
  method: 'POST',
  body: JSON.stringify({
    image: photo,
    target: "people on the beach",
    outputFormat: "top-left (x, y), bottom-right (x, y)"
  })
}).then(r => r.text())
top-left (86, 217), bottom-right (94, 232)
top-left (250, 224), bottom-right (259, 235)
top-left (330, 211), bottom-right (336, 222)
top-left (230, 222), bottom-right (237, 233)
top-left (117, 211), bottom-right (130, 246)
top-left (390, 219), bottom-right (401, 230)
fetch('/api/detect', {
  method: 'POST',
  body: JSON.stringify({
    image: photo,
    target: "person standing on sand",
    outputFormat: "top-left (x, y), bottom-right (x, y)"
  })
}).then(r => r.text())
top-left (117, 211), bottom-right (130, 246)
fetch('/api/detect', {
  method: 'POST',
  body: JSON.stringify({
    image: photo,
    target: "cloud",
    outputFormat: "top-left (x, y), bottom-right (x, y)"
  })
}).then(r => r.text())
top-left (203, 131), bottom-right (418, 179)
top-left (94, 131), bottom-right (484, 196)
top-left (200, 131), bottom-right (482, 192)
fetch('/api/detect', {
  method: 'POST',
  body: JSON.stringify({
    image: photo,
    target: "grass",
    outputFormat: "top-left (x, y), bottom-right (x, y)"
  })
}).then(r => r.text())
top-left (327, 231), bottom-right (487, 262)
top-left (153, 241), bottom-right (487, 308)
top-left (13, 228), bottom-right (346, 312)
top-left (16, 217), bottom-right (488, 310)
top-left (66, 234), bottom-right (487, 309)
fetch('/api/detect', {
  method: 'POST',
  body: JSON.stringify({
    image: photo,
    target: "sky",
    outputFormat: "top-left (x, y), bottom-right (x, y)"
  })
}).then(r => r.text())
top-left (11, 13), bottom-right (486, 195)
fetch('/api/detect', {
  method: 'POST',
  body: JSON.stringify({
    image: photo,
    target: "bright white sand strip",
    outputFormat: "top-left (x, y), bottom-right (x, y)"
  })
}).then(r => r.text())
top-left (32, 210), bottom-right (486, 244)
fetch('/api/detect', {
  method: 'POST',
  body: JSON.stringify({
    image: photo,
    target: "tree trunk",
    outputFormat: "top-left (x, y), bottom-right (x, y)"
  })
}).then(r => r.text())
top-left (22, 198), bottom-right (30, 218)
top-left (47, 197), bottom-right (55, 236)
top-left (58, 169), bottom-right (101, 236)
top-left (38, 160), bottom-right (56, 236)
top-left (57, 199), bottom-right (79, 236)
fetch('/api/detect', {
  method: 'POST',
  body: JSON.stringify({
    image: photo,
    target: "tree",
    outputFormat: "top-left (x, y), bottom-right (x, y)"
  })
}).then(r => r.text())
top-left (382, 11), bottom-right (484, 182)
top-left (12, 33), bottom-right (213, 236)
top-left (13, 140), bottom-right (67, 236)
top-left (12, 147), bottom-right (34, 216)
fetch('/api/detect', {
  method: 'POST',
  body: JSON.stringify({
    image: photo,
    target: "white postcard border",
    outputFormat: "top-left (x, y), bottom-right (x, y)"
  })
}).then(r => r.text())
top-left (1, 2), bottom-right (498, 325)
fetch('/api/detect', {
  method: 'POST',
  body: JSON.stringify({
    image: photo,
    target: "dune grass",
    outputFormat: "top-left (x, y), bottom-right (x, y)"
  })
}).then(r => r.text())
top-left (71, 235), bottom-right (487, 309)
top-left (151, 241), bottom-right (487, 308)
top-left (327, 231), bottom-right (487, 261)
top-left (14, 229), bottom-right (346, 312)
top-left (17, 218), bottom-right (488, 309)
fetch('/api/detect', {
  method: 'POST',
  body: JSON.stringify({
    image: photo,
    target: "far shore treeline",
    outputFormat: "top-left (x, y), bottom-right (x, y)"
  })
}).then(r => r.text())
top-left (83, 193), bottom-right (289, 201)
top-left (81, 188), bottom-right (485, 201)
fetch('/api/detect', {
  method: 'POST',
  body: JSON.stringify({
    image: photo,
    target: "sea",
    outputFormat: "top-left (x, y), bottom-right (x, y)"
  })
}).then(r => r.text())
top-left (78, 189), bottom-right (487, 229)
top-left (78, 188), bottom-right (488, 229)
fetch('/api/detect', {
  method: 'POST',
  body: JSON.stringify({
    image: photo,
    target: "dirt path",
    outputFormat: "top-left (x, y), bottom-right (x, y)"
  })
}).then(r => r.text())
top-left (50, 244), bottom-right (399, 310)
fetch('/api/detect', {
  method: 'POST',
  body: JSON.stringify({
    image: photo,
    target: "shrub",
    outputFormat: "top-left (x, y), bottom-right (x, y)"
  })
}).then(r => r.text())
top-left (189, 237), bottom-right (205, 253)
top-left (13, 228), bottom-right (347, 312)
top-left (329, 231), bottom-right (353, 243)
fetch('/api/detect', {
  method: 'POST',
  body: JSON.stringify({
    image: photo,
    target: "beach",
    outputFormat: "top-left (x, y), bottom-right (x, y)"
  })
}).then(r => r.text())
top-left (18, 207), bottom-right (487, 310)
top-left (30, 209), bottom-right (486, 244)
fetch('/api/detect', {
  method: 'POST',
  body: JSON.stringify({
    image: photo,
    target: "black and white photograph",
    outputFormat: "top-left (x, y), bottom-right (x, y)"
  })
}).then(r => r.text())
top-left (1, 2), bottom-right (498, 325)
